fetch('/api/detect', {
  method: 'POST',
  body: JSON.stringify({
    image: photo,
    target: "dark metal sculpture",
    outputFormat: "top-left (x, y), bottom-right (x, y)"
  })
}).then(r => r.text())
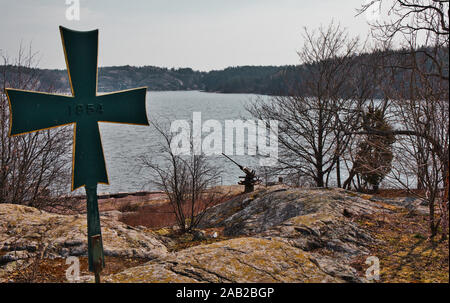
top-left (6, 26), bottom-right (149, 282)
top-left (221, 153), bottom-right (260, 193)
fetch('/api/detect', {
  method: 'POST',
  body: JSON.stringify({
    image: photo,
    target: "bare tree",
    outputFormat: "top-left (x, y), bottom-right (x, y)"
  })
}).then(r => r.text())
top-left (139, 120), bottom-right (224, 233)
top-left (0, 45), bottom-right (72, 210)
top-left (247, 22), bottom-right (364, 187)
top-left (357, 0), bottom-right (449, 239)
top-left (388, 54), bottom-right (448, 238)
top-left (357, 0), bottom-right (448, 104)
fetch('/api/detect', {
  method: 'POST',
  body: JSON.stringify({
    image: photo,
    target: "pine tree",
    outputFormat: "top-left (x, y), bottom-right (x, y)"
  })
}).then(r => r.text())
top-left (355, 107), bottom-right (396, 192)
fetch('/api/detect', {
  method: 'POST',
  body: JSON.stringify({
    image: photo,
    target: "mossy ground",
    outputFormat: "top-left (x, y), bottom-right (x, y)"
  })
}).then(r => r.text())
top-left (352, 206), bottom-right (449, 283)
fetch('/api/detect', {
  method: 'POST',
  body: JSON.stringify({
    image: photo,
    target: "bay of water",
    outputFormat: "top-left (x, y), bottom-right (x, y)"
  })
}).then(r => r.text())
top-left (75, 91), bottom-right (269, 194)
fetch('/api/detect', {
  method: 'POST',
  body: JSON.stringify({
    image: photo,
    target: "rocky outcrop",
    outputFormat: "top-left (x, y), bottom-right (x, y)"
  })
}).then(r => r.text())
top-left (105, 186), bottom-right (397, 283)
top-left (368, 196), bottom-right (429, 215)
top-left (197, 187), bottom-right (398, 282)
top-left (0, 204), bottom-right (168, 265)
top-left (199, 186), bottom-right (384, 236)
top-left (1, 186), bottom-right (400, 283)
top-left (104, 237), bottom-right (341, 283)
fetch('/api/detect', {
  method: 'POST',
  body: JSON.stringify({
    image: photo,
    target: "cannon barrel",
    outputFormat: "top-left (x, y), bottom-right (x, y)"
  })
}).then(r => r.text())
top-left (221, 153), bottom-right (244, 170)
top-left (222, 153), bottom-right (260, 193)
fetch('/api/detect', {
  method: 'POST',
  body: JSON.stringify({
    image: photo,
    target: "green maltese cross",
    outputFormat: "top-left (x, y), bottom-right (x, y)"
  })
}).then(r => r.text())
top-left (6, 26), bottom-right (149, 190)
top-left (5, 26), bottom-right (149, 281)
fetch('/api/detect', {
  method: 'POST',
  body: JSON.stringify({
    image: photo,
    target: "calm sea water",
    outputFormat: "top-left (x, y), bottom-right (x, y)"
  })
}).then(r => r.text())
top-left (75, 91), bottom-right (270, 194)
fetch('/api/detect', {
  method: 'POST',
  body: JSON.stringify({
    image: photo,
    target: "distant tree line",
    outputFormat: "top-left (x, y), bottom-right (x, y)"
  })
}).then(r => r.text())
top-left (1, 48), bottom-right (443, 97)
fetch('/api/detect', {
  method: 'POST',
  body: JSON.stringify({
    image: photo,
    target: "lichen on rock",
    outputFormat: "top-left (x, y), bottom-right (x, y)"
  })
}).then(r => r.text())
top-left (0, 203), bottom-right (168, 278)
top-left (105, 237), bottom-right (341, 283)
top-left (1, 186), bottom-right (407, 283)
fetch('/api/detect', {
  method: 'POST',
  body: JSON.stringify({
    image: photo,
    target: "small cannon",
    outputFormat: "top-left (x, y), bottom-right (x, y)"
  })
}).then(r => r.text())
top-left (222, 153), bottom-right (261, 193)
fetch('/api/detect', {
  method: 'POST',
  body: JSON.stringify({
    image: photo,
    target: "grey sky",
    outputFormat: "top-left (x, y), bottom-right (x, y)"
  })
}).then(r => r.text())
top-left (1, 0), bottom-right (373, 71)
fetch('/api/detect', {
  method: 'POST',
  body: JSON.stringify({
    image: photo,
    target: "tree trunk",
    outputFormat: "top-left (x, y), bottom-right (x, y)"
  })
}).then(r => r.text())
top-left (336, 156), bottom-right (341, 188)
top-left (316, 171), bottom-right (324, 187)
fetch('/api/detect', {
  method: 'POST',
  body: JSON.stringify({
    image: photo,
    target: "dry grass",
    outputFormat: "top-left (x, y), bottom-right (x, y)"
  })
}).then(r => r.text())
top-left (117, 201), bottom-right (141, 213)
top-left (352, 206), bottom-right (449, 283)
top-left (375, 188), bottom-right (430, 198)
top-left (7, 256), bottom-right (149, 283)
top-left (119, 187), bottom-right (241, 229)
top-left (119, 200), bottom-right (178, 228)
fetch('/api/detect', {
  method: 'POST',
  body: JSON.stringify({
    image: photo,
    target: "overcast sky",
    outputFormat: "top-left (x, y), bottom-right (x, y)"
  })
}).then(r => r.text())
top-left (0, 0), bottom-right (374, 71)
